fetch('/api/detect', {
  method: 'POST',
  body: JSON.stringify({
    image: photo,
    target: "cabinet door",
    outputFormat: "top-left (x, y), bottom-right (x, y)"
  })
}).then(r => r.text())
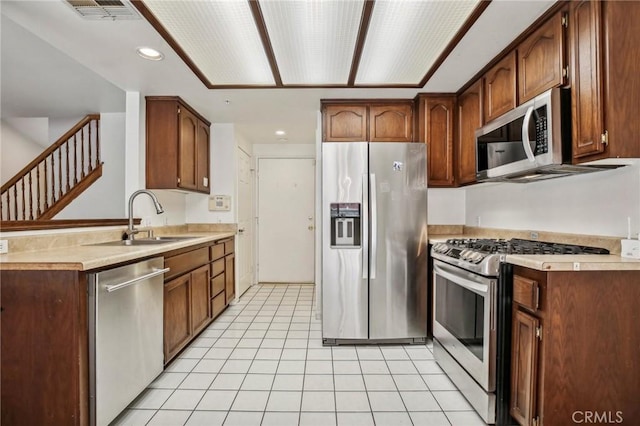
top-left (196, 120), bottom-right (210, 193)
top-left (164, 274), bottom-right (192, 362)
top-left (511, 309), bottom-right (540, 426)
top-left (570, 0), bottom-right (606, 159)
top-left (484, 51), bottom-right (517, 123)
top-left (178, 107), bottom-right (198, 190)
top-left (518, 11), bottom-right (567, 103)
top-left (323, 104), bottom-right (368, 141)
top-left (456, 81), bottom-right (483, 185)
top-left (369, 103), bottom-right (413, 142)
top-left (225, 254), bottom-right (235, 304)
top-left (190, 265), bottom-right (211, 336)
top-left (421, 96), bottom-right (455, 187)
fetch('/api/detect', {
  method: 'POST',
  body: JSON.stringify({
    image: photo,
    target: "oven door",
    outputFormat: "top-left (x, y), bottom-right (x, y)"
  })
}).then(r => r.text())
top-left (433, 259), bottom-right (497, 392)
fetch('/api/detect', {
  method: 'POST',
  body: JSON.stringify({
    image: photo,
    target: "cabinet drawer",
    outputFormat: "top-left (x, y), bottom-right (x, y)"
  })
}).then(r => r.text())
top-left (210, 258), bottom-right (224, 278)
top-left (513, 275), bottom-right (540, 312)
top-left (210, 243), bottom-right (225, 261)
top-left (165, 247), bottom-right (209, 281)
top-left (224, 239), bottom-right (234, 255)
top-left (211, 292), bottom-right (226, 319)
top-left (211, 272), bottom-right (225, 296)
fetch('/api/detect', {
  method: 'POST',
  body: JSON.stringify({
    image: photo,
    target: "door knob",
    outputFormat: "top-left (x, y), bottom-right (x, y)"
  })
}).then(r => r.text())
top-left (238, 228), bottom-right (245, 233)
top-left (308, 225), bottom-right (314, 230)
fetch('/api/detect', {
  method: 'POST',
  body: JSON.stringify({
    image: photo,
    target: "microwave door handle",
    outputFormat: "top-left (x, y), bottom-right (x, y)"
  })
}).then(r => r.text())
top-left (522, 106), bottom-right (536, 163)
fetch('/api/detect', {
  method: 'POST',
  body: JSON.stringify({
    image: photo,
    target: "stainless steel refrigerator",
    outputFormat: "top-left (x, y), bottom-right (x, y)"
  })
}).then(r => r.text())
top-left (322, 142), bottom-right (428, 343)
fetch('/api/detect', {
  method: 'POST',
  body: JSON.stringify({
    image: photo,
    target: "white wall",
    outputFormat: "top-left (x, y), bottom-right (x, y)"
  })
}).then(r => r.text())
top-left (55, 113), bottom-right (126, 219)
top-left (0, 120), bottom-right (44, 184)
top-left (428, 189), bottom-right (466, 224)
top-left (3, 117), bottom-right (48, 147)
top-left (185, 123), bottom-right (237, 224)
top-left (253, 143), bottom-right (315, 158)
top-left (465, 163), bottom-right (640, 237)
top-left (49, 116), bottom-right (84, 144)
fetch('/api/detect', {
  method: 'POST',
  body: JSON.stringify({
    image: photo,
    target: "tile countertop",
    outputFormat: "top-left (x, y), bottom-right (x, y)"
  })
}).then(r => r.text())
top-left (0, 232), bottom-right (235, 272)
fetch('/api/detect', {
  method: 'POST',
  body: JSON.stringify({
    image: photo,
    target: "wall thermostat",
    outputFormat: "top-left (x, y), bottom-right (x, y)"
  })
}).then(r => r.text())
top-left (209, 195), bottom-right (231, 211)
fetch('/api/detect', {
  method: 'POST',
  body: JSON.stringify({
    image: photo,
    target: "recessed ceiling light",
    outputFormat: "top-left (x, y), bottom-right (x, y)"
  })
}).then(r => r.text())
top-left (275, 130), bottom-right (286, 136)
top-left (136, 47), bottom-right (164, 61)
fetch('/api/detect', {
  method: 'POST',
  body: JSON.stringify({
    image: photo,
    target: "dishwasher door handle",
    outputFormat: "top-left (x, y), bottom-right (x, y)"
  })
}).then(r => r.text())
top-left (105, 267), bottom-right (170, 293)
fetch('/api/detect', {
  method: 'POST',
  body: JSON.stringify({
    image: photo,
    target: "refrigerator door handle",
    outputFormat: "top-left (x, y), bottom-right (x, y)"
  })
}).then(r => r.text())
top-left (370, 173), bottom-right (377, 279)
top-left (362, 174), bottom-right (369, 279)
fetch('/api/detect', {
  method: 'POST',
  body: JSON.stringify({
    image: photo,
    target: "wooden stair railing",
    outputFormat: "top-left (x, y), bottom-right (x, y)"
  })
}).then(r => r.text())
top-left (1, 114), bottom-right (102, 221)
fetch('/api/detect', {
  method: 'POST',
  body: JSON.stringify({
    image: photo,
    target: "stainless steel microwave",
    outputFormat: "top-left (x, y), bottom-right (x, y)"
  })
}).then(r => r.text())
top-left (475, 88), bottom-right (574, 182)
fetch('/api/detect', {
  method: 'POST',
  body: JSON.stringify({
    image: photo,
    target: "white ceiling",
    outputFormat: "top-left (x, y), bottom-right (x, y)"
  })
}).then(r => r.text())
top-left (0, 0), bottom-right (555, 145)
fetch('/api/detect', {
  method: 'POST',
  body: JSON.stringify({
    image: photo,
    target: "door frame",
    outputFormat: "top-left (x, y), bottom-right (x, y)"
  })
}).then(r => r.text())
top-left (236, 146), bottom-right (255, 298)
top-left (254, 154), bottom-right (316, 284)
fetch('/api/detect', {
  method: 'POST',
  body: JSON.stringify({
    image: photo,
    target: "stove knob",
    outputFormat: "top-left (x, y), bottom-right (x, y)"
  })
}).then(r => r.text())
top-left (472, 253), bottom-right (484, 262)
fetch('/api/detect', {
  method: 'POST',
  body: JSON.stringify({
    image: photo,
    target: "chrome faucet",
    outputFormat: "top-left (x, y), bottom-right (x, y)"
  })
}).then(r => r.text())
top-left (126, 190), bottom-right (164, 240)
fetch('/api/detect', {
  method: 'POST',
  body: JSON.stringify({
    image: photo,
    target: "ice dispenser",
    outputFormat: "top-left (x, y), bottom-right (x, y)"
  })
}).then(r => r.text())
top-left (330, 203), bottom-right (361, 247)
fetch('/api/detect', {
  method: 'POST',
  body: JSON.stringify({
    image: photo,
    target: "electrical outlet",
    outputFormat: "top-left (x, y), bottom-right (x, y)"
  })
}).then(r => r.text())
top-left (475, 216), bottom-right (481, 226)
top-left (0, 239), bottom-right (8, 254)
top-left (530, 232), bottom-right (539, 240)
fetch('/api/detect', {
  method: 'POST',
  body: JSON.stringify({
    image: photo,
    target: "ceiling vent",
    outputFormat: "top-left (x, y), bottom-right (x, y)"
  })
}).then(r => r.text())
top-left (65, 0), bottom-right (141, 20)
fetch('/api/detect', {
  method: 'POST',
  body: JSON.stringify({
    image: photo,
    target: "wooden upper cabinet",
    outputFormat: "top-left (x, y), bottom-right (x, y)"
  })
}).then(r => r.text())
top-left (570, 0), bottom-right (605, 159)
top-left (417, 95), bottom-right (456, 187)
top-left (518, 11), bottom-right (567, 103)
top-left (483, 51), bottom-right (517, 123)
top-left (178, 108), bottom-right (198, 190)
top-left (322, 101), bottom-right (414, 142)
top-left (146, 96), bottom-right (211, 194)
top-left (570, 0), bottom-right (640, 162)
top-left (456, 80), bottom-right (483, 185)
top-left (369, 103), bottom-right (413, 142)
top-left (323, 104), bottom-right (367, 141)
top-left (196, 120), bottom-right (210, 192)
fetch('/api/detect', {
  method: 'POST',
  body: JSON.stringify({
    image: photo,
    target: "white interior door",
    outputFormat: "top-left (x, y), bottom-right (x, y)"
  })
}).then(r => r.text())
top-left (258, 158), bottom-right (315, 283)
top-left (237, 147), bottom-right (254, 297)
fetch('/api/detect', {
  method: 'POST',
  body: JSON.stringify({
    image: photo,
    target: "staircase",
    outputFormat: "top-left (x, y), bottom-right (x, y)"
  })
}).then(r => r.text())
top-left (1, 115), bottom-right (102, 222)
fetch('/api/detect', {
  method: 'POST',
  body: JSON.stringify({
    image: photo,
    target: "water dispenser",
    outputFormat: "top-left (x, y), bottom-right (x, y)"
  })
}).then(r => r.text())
top-left (330, 203), bottom-right (361, 248)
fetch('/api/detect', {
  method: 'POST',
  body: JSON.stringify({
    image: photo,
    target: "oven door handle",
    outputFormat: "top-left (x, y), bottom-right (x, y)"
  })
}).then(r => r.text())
top-left (433, 262), bottom-right (489, 296)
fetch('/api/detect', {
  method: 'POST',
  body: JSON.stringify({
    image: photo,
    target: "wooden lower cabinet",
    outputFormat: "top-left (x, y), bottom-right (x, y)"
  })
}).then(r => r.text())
top-left (190, 264), bottom-right (211, 335)
top-left (225, 253), bottom-right (235, 304)
top-left (164, 238), bottom-right (235, 363)
top-left (1, 270), bottom-right (88, 425)
top-left (510, 266), bottom-right (640, 425)
top-left (164, 274), bottom-right (192, 362)
top-left (510, 309), bottom-right (540, 426)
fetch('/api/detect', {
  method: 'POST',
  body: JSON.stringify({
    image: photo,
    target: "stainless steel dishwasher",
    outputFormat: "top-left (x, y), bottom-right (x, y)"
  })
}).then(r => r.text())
top-left (88, 257), bottom-right (168, 426)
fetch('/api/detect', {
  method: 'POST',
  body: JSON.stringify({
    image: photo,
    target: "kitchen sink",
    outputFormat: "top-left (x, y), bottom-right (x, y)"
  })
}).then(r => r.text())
top-left (89, 236), bottom-right (198, 246)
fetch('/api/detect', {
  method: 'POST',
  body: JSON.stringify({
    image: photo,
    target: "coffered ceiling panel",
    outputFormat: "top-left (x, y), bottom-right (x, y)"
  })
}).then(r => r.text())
top-left (134, 0), bottom-right (488, 88)
top-left (142, 0), bottom-right (275, 85)
top-left (355, 0), bottom-right (481, 85)
top-left (259, 0), bottom-right (364, 85)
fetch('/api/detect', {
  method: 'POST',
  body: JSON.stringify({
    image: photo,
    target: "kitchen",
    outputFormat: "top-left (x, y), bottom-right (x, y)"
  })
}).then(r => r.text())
top-left (1, 0), bottom-right (640, 425)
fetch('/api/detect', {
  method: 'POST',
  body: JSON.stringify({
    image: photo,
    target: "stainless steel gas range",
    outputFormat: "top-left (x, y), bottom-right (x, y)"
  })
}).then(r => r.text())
top-left (430, 238), bottom-right (609, 425)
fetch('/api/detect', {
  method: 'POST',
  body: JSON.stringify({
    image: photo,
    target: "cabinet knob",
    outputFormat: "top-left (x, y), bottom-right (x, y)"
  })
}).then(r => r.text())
top-left (238, 228), bottom-right (245, 233)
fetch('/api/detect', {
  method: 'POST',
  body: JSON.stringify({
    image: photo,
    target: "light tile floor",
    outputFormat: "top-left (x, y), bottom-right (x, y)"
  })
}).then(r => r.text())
top-left (113, 284), bottom-right (487, 426)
